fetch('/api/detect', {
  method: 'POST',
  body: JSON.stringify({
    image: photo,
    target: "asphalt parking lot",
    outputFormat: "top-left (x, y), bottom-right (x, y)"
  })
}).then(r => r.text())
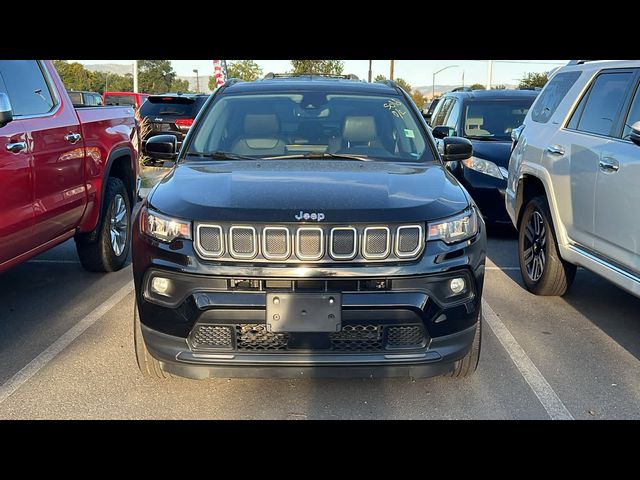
top-left (1, 227), bottom-right (639, 420)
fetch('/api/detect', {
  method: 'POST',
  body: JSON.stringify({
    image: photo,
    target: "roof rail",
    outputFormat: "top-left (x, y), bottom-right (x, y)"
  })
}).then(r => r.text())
top-left (263, 72), bottom-right (359, 80)
top-left (567, 60), bottom-right (600, 65)
top-left (222, 78), bottom-right (243, 87)
top-left (450, 86), bottom-right (472, 92)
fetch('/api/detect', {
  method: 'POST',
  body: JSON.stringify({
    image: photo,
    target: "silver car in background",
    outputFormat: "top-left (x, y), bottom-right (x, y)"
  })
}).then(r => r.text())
top-left (506, 60), bottom-right (640, 298)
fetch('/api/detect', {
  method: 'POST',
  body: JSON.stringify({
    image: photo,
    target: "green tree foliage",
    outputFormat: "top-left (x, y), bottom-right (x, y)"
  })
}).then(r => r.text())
top-left (491, 84), bottom-right (507, 90)
top-left (374, 74), bottom-right (387, 82)
top-left (411, 91), bottom-right (426, 109)
top-left (53, 60), bottom-right (132, 94)
top-left (92, 72), bottom-right (133, 93)
top-left (138, 60), bottom-right (179, 94)
top-left (470, 83), bottom-right (486, 90)
top-left (394, 78), bottom-right (412, 93)
top-left (227, 60), bottom-right (263, 81)
top-left (519, 71), bottom-right (548, 89)
top-left (170, 78), bottom-right (191, 92)
top-left (208, 75), bottom-right (218, 91)
top-left (290, 60), bottom-right (344, 75)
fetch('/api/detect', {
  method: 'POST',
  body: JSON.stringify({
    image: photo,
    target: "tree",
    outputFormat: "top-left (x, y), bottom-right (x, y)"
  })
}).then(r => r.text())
top-left (491, 84), bottom-right (507, 90)
top-left (91, 71), bottom-right (133, 94)
top-left (138, 60), bottom-right (179, 94)
top-left (470, 83), bottom-right (486, 90)
top-left (170, 78), bottom-right (191, 92)
top-left (519, 71), bottom-right (548, 89)
top-left (394, 78), bottom-right (412, 94)
top-left (227, 60), bottom-right (263, 81)
top-left (411, 90), bottom-right (426, 109)
top-left (374, 74), bottom-right (387, 82)
top-left (290, 60), bottom-right (344, 75)
top-left (53, 60), bottom-right (95, 91)
top-left (208, 75), bottom-right (218, 91)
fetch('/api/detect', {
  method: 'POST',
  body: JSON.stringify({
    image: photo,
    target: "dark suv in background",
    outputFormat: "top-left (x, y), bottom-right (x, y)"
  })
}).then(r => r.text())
top-left (134, 75), bottom-right (486, 380)
top-left (139, 93), bottom-right (208, 163)
top-left (429, 89), bottom-right (538, 225)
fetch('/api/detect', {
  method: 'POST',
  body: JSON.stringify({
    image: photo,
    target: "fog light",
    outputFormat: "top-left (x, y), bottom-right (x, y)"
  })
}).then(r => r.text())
top-left (151, 277), bottom-right (171, 296)
top-left (450, 277), bottom-right (466, 294)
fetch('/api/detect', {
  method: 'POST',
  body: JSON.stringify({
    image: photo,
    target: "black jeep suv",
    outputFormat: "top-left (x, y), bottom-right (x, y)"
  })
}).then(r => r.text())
top-left (133, 75), bottom-right (486, 380)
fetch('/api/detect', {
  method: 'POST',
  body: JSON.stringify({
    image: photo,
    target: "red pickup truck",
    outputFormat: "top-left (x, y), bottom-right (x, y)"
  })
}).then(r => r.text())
top-left (0, 60), bottom-right (139, 273)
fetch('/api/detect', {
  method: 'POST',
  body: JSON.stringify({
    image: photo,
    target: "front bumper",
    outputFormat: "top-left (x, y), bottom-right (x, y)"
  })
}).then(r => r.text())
top-left (132, 210), bottom-right (486, 378)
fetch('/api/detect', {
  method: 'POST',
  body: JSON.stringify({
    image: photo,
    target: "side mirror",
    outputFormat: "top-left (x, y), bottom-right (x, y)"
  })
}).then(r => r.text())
top-left (442, 137), bottom-right (473, 162)
top-left (432, 125), bottom-right (455, 140)
top-left (630, 121), bottom-right (640, 147)
top-left (422, 111), bottom-right (432, 123)
top-left (0, 92), bottom-right (14, 128)
top-left (144, 134), bottom-right (177, 161)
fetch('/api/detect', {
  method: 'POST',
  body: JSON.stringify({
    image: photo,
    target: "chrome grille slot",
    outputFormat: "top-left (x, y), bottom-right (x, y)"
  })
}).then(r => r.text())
top-left (296, 227), bottom-right (324, 260)
top-left (262, 227), bottom-right (290, 260)
top-left (229, 226), bottom-right (257, 259)
top-left (396, 225), bottom-right (423, 258)
top-left (330, 227), bottom-right (357, 260)
top-left (195, 224), bottom-right (224, 257)
top-left (362, 227), bottom-right (390, 259)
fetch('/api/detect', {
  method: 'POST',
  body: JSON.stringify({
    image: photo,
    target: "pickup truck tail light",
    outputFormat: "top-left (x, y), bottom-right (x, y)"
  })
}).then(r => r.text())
top-left (175, 118), bottom-right (194, 131)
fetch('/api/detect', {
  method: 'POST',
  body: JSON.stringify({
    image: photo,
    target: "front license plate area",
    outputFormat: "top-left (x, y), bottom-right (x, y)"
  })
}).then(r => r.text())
top-left (266, 293), bottom-right (341, 333)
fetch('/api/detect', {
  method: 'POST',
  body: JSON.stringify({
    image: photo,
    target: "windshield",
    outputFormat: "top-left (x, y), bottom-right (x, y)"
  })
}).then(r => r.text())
top-left (463, 98), bottom-right (534, 140)
top-left (187, 92), bottom-right (433, 162)
top-left (140, 96), bottom-right (206, 118)
top-left (104, 95), bottom-right (136, 107)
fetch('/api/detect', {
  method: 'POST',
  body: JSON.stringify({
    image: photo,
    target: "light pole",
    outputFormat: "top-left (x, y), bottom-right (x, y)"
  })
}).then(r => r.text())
top-left (133, 60), bottom-right (139, 93)
top-left (368, 60), bottom-right (372, 83)
top-left (105, 72), bottom-right (109, 94)
top-left (193, 69), bottom-right (199, 93)
top-left (390, 60), bottom-right (395, 80)
top-left (432, 65), bottom-right (458, 99)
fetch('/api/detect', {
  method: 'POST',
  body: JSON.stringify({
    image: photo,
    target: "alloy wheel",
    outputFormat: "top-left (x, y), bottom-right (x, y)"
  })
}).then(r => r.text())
top-left (109, 194), bottom-right (128, 257)
top-left (523, 210), bottom-right (546, 282)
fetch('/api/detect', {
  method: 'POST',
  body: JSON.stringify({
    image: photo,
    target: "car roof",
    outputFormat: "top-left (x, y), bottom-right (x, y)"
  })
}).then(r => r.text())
top-left (149, 93), bottom-right (208, 98)
top-left (104, 92), bottom-right (148, 96)
top-left (444, 89), bottom-right (539, 101)
top-left (67, 90), bottom-right (100, 94)
top-left (222, 77), bottom-right (401, 95)
top-left (551, 60), bottom-right (640, 78)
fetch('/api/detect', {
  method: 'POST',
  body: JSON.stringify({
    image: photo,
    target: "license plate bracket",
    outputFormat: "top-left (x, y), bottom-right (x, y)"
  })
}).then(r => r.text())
top-left (266, 293), bottom-right (342, 333)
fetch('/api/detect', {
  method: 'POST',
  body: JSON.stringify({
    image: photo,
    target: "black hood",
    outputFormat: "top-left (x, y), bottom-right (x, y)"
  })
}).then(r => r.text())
top-left (149, 160), bottom-right (470, 223)
top-left (468, 140), bottom-right (512, 168)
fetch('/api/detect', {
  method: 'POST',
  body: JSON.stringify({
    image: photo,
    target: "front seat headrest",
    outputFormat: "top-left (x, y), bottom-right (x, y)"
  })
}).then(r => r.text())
top-left (342, 116), bottom-right (377, 143)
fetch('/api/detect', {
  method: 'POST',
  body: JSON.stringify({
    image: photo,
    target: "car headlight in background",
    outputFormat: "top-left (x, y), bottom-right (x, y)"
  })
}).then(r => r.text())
top-left (462, 156), bottom-right (506, 180)
top-left (141, 207), bottom-right (191, 242)
top-left (428, 209), bottom-right (478, 244)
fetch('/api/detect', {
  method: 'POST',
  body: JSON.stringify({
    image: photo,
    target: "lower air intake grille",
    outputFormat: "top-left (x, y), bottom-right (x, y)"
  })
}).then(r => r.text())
top-left (236, 324), bottom-right (289, 350)
top-left (191, 325), bottom-right (233, 349)
top-left (386, 325), bottom-right (425, 348)
top-left (330, 325), bottom-right (383, 351)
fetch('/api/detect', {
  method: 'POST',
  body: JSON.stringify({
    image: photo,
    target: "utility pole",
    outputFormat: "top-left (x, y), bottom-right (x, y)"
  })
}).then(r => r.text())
top-left (193, 69), bottom-right (199, 93)
top-left (390, 60), bottom-right (395, 80)
top-left (105, 73), bottom-right (109, 94)
top-left (432, 65), bottom-right (458, 100)
top-left (368, 60), bottom-right (372, 83)
top-left (462, 70), bottom-right (465, 87)
top-left (487, 60), bottom-right (493, 90)
top-left (133, 60), bottom-right (139, 93)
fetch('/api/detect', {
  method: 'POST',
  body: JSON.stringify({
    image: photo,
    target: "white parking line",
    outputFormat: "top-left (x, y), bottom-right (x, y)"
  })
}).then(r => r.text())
top-left (482, 299), bottom-right (574, 420)
top-left (485, 266), bottom-right (520, 270)
top-left (0, 281), bottom-right (134, 405)
top-left (27, 259), bottom-right (80, 264)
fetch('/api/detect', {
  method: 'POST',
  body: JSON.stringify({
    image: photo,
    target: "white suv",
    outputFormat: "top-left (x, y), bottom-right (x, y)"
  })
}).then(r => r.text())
top-left (507, 60), bottom-right (640, 298)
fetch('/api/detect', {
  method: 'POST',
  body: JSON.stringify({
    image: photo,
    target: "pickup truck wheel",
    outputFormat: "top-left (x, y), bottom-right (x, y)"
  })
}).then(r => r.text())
top-left (518, 195), bottom-right (576, 296)
top-left (447, 309), bottom-right (482, 378)
top-left (76, 177), bottom-right (131, 272)
top-left (134, 301), bottom-right (173, 380)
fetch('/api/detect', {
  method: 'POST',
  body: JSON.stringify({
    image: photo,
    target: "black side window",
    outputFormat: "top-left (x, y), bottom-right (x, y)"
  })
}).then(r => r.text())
top-left (530, 71), bottom-right (581, 124)
top-left (431, 98), bottom-right (453, 126)
top-left (569, 72), bottom-right (633, 137)
top-left (0, 60), bottom-right (56, 116)
top-left (622, 82), bottom-right (640, 140)
top-left (444, 99), bottom-right (460, 130)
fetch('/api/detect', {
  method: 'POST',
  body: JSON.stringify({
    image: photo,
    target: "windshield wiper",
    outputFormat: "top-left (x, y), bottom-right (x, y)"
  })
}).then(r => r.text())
top-left (187, 151), bottom-right (258, 160)
top-left (264, 153), bottom-right (373, 161)
top-left (464, 135), bottom-right (503, 141)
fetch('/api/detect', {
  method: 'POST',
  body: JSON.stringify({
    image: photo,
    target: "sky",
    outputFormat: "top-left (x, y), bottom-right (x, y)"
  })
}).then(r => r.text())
top-left (74, 60), bottom-right (568, 89)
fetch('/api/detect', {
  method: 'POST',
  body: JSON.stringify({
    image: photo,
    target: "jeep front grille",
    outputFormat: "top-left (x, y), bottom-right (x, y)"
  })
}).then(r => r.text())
top-left (194, 223), bottom-right (425, 263)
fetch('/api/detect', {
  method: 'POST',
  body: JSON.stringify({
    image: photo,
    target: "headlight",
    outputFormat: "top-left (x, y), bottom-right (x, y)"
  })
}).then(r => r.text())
top-left (462, 156), bottom-right (504, 179)
top-left (141, 207), bottom-right (191, 242)
top-left (428, 209), bottom-right (478, 244)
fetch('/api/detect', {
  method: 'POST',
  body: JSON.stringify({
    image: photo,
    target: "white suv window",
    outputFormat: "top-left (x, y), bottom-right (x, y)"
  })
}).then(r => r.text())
top-left (622, 84), bottom-right (640, 140)
top-left (530, 71), bottom-right (581, 124)
top-left (568, 72), bottom-right (634, 137)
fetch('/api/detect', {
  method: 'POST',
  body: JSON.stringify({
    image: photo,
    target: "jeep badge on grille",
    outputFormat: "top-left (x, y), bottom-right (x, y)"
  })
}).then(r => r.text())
top-left (295, 211), bottom-right (325, 221)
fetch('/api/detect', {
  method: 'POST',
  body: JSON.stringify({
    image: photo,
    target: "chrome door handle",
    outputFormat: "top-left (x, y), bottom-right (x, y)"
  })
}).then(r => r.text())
top-left (6, 141), bottom-right (27, 153)
top-left (546, 144), bottom-right (565, 155)
top-left (599, 157), bottom-right (619, 173)
top-left (64, 133), bottom-right (81, 143)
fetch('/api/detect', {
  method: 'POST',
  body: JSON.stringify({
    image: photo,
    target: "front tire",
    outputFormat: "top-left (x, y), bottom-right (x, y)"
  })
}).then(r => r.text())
top-left (447, 311), bottom-right (482, 378)
top-left (76, 177), bottom-right (131, 272)
top-left (134, 301), bottom-right (172, 380)
top-left (518, 195), bottom-right (576, 296)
